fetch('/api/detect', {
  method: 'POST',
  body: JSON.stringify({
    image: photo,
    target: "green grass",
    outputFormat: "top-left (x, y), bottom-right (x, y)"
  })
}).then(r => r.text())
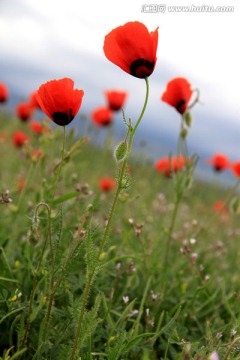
top-left (0, 111), bottom-right (240, 360)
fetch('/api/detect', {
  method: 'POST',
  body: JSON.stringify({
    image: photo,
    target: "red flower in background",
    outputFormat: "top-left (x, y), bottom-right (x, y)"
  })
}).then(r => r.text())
top-left (213, 200), bottom-right (228, 214)
top-left (36, 78), bottom-right (84, 126)
top-left (91, 106), bottom-right (113, 127)
top-left (231, 161), bottom-right (240, 177)
top-left (104, 21), bottom-right (159, 79)
top-left (12, 131), bottom-right (29, 148)
top-left (155, 157), bottom-right (171, 177)
top-left (161, 78), bottom-right (193, 114)
top-left (206, 153), bottom-right (230, 172)
top-left (99, 177), bottom-right (116, 192)
top-left (104, 90), bottom-right (128, 111)
top-left (29, 121), bottom-right (44, 134)
top-left (0, 82), bottom-right (9, 103)
top-left (155, 155), bottom-right (186, 177)
top-left (16, 102), bottom-right (34, 122)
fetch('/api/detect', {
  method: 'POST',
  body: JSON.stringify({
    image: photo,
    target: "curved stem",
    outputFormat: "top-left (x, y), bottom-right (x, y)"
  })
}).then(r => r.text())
top-left (69, 77), bottom-right (150, 360)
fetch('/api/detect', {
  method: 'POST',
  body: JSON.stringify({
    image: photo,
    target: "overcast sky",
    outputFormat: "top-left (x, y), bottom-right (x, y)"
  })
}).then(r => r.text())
top-left (1, 0), bottom-right (240, 181)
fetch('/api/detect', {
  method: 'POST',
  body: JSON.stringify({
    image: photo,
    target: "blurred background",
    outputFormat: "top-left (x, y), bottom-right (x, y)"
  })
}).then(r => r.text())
top-left (0, 0), bottom-right (240, 184)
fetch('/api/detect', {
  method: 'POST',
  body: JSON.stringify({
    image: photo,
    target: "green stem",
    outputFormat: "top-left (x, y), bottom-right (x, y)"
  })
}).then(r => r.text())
top-left (68, 77), bottom-right (150, 360)
top-left (19, 202), bottom-right (51, 355)
top-left (177, 117), bottom-right (188, 157)
top-left (45, 216), bottom-right (54, 325)
top-left (162, 124), bottom-right (188, 294)
top-left (51, 125), bottom-right (66, 200)
top-left (162, 196), bottom-right (181, 293)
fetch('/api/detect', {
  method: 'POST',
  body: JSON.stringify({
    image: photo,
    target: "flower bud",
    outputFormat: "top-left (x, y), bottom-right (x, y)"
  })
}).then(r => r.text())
top-left (183, 111), bottom-right (192, 127)
top-left (114, 141), bottom-right (128, 163)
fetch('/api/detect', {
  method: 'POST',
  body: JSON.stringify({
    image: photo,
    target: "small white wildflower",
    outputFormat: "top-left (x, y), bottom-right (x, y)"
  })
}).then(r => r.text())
top-left (199, 264), bottom-right (204, 272)
top-left (190, 238), bottom-right (196, 245)
top-left (116, 262), bottom-right (121, 270)
top-left (209, 351), bottom-right (220, 360)
top-left (150, 290), bottom-right (159, 300)
top-left (123, 296), bottom-right (129, 304)
top-left (127, 309), bottom-right (139, 318)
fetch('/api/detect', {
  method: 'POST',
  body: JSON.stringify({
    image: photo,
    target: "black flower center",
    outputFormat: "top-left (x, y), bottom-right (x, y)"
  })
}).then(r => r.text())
top-left (176, 99), bottom-right (186, 114)
top-left (52, 109), bottom-right (73, 126)
top-left (130, 58), bottom-right (155, 78)
top-left (214, 166), bottom-right (222, 172)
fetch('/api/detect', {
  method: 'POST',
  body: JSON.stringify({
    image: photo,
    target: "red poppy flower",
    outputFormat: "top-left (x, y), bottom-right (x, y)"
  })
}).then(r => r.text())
top-left (29, 121), bottom-right (43, 134)
top-left (104, 90), bottom-right (128, 111)
top-left (103, 21), bottom-right (159, 79)
top-left (206, 153), bottom-right (230, 172)
top-left (231, 161), bottom-right (240, 177)
top-left (16, 102), bottom-right (34, 122)
top-left (99, 177), bottom-right (116, 192)
top-left (155, 157), bottom-right (171, 177)
top-left (91, 106), bottom-right (113, 127)
top-left (0, 82), bottom-right (9, 103)
top-left (12, 131), bottom-right (30, 148)
top-left (155, 155), bottom-right (186, 177)
top-left (161, 78), bottom-right (193, 114)
top-left (36, 78), bottom-right (84, 126)
top-left (213, 200), bottom-right (228, 214)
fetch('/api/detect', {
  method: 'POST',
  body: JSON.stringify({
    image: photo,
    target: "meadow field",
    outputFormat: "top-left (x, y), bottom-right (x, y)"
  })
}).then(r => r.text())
top-left (0, 102), bottom-right (240, 360)
top-left (1, 20), bottom-right (240, 360)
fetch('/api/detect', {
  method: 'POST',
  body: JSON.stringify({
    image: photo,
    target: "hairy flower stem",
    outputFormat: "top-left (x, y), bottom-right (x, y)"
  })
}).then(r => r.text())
top-left (69, 77), bottom-right (149, 360)
top-left (19, 202), bottom-right (52, 356)
top-left (51, 125), bottom-right (66, 200)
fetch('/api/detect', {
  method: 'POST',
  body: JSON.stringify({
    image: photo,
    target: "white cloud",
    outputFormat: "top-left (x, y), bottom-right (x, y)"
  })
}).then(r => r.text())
top-left (1, 0), bottom-right (240, 163)
top-left (1, 0), bottom-right (239, 117)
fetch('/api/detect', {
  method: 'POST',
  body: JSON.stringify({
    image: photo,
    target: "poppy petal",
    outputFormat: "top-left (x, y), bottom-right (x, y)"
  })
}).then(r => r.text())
top-left (162, 78), bottom-right (193, 114)
top-left (36, 78), bottom-right (84, 126)
top-left (104, 21), bottom-right (159, 78)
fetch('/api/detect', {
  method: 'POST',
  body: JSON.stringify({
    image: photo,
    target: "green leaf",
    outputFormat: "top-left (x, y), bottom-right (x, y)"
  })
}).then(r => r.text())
top-left (52, 192), bottom-right (80, 206)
